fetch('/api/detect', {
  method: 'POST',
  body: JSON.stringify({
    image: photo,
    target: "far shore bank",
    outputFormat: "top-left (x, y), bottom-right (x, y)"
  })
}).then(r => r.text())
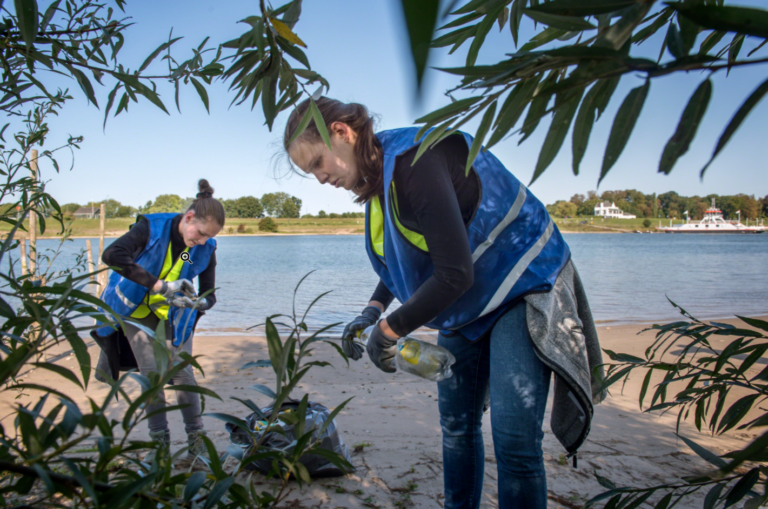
top-left (3, 216), bottom-right (682, 239)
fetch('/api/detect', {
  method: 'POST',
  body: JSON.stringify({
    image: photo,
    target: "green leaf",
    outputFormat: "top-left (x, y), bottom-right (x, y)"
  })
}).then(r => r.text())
top-left (399, 0), bottom-right (439, 88)
top-left (487, 75), bottom-right (542, 149)
top-left (309, 99), bottom-right (331, 149)
top-left (183, 471), bottom-right (208, 503)
top-left (31, 361), bottom-right (83, 389)
top-left (599, 79), bottom-right (650, 184)
top-left (658, 78), bottom-right (711, 175)
top-left (596, 3), bottom-right (651, 50)
top-left (668, 4), bottom-right (768, 40)
top-left (0, 296), bottom-right (15, 319)
top-left (665, 22), bottom-right (685, 59)
top-left (166, 384), bottom-right (222, 400)
top-left (654, 492), bottom-right (673, 509)
top-left (701, 77), bottom-right (768, 177)
top-left (523, 10), bottom-right (597, 31)
top-left (15, 0), bottom-right (39, 50)
top-left (414, 96), bottom-right (482, 126)
top-left (510, 0), bottom-right (524, 46)
top-left (140, 38), bottom-right (181, 72)
top-left (251, 384), bottom-right (277, 400)
top-left (465, 100), bottom-right (497, 175)
top-left (467, 5), bottom-right (504, 67)
top-left (678, 13), bottom-right (699, 55)
top-left (520, 27), bottom-right (567, 52)
top-left (736, 315), bottom-right (768, 333)
top-left (202, 477), bottom-right (235, 509)
top-left (632, 9), bottom-right (674, 45)
top-left (638, 368), bottom-right (653, 408)
top-left (70, 68), bottom-right (99, 108)
top-left (190, 77), bottom-right (210, 113)
top-left (724, 468), bottom-right (760, 508)
top-left (717, 394), bottom-right (759, 434)
top-left (264, 317), bottom-right (284, 383)
top-left (531, 87), bottom-right (584, 184)
top-left (704, 484), bottom-right (725, 509)
top-left (572, 80), bottom-right (606, 175)
top-left (519, 80), bottom-right (554, 144)
top-left (529, 0), bottom-right (641, 17)
top-left (675, 433), bottom-right (728, 468)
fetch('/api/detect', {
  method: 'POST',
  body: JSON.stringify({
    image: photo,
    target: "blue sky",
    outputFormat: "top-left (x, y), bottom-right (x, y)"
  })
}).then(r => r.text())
top-left (31, 0), bottom-right (768, 215)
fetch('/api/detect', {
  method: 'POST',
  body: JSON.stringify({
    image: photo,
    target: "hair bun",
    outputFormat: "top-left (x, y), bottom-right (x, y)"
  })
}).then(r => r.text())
top-left (197, 179), bottom-right (214, 198)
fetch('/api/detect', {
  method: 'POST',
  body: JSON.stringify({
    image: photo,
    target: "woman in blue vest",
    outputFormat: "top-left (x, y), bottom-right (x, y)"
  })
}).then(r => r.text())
top-left (94, 179), bottom-right (223, 460)
top-left (283, 98), bottom-right (602, 509)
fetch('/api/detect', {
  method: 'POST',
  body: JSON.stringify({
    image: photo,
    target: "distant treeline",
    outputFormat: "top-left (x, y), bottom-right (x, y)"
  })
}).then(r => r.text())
top-left (547, 191), bottom-right (768, 219)
top-left (50, 192), bottom-right (304, 219)
top-left (302, 211), bottom-right (364, 219)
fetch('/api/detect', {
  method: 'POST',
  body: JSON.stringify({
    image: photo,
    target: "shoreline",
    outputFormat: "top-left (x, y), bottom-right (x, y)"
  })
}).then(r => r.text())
top-left (12, 229), bottom-right (673, 240)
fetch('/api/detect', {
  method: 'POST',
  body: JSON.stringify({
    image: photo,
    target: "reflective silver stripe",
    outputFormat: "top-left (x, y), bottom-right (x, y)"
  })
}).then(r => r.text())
top-left (115, 284), bottom-right (141, 309)
top-left (478, 220), bottom-right (555, 319)
top-left (472, 184), bottom-right (527, 263)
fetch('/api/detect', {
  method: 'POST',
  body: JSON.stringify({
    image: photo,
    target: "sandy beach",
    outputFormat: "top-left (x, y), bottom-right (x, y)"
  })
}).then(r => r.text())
top-left (3, 316), bottom-right (767, 508)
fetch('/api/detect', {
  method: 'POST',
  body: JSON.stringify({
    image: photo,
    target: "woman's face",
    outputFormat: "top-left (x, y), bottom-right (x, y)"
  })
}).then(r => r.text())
top-left (179, 211), bottom-right (221, 247)
top-left (288, 121), bottom-right (361, 192)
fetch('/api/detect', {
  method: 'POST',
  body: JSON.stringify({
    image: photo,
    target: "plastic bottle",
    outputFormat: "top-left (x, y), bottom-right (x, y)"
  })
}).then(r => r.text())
top-left (358, 325), bottom-right (456, 382)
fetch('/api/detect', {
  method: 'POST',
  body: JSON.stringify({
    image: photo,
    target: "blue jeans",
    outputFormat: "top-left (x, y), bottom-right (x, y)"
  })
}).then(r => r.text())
top-left (438, 299), bottom-right (551, 509)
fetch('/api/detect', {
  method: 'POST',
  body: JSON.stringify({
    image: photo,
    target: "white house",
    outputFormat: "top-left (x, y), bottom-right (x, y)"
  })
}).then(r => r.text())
top-left (594, 201), bottom-right (636, 219)
top-left (73, 206), bottom-right (99, 219)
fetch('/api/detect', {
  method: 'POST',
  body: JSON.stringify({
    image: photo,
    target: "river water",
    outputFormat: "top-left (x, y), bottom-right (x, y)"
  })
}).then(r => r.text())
top-left (9, 233), bottom-right (768, 335)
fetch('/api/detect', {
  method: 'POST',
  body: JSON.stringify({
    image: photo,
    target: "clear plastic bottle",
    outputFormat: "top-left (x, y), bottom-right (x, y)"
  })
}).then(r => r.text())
top-left (358, 325), bottom-right (456, 382)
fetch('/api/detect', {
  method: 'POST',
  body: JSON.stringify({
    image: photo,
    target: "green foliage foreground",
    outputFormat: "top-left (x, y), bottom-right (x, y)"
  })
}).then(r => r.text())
top-left (592, 303), bottom-right (768, 509)
top-left (1, 264), bottom-right (353, 508)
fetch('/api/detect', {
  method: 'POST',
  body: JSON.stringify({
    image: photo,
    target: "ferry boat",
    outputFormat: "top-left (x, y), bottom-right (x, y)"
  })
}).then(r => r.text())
top-left (656, 199), bottom-right (767, 234)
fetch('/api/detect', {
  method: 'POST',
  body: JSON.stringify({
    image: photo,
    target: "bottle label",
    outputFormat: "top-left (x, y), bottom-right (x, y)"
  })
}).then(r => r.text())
top-left (397, 340), bottom-right (421, 365)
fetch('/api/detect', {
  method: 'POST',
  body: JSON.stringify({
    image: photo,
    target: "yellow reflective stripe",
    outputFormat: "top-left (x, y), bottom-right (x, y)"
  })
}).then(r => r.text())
top-left (131, 244), bottom-right (189, 320)
top-left (370, 196), bottom-right (385, 258)
top-left (390, 183), bottom-right (428, 253)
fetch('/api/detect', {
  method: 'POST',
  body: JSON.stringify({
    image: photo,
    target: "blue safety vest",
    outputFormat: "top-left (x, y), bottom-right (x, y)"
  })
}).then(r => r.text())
top-left (365, 128), bottom-right (570, 340)
top-left (95, 213), bottom-right (216, 346)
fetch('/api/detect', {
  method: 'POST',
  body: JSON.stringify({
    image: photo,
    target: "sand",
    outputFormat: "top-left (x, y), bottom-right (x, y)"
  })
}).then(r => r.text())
top-left (2, 317), bottom-right (766, 508)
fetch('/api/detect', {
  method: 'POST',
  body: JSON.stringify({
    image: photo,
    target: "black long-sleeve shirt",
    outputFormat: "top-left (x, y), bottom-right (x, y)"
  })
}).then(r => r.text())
top-left (102, 214), bottom-right (217, 309)
top-left (372, 134), bottom-right (480, 337)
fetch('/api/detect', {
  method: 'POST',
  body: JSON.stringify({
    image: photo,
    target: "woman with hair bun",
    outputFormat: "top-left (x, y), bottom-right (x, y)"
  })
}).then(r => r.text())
top-left (93, 179), bottom-right (225, 462)
top-left (283, 97), bottom-right (603, 509)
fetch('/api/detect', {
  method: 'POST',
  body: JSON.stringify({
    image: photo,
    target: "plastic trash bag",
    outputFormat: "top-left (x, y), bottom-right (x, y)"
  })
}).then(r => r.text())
top-left (226, 399), bottom-right (353, 478)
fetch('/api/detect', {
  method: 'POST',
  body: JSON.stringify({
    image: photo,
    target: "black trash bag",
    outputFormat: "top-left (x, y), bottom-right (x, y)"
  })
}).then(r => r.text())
top-left (91, 327), bottom-right (138, 381)
top-left (226, 399), bottom-right (353, 478)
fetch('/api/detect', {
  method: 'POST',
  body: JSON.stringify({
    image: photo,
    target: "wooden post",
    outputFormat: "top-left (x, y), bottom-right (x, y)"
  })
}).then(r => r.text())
top-left (19, 237), bottom-right (27, 275)
top-left (99, 203), bottom-right (106, 288)
top-left (28, 149), bottom-right (38, 277)
top-left (85, 239), bottom-right (95, 281)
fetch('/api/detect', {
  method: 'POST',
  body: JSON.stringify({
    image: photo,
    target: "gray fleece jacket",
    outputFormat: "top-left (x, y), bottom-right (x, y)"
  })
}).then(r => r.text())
top-left (524, 259), bottom-right (605, 454)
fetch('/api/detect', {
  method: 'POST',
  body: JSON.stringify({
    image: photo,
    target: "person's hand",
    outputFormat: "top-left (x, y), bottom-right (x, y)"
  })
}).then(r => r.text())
top-left (341, 306), bottom-right (381, 361)
top-left (166, 295), bottom-right (196, 309)
top-left (154, 279), bottom-right (196, 300)
top-left (366, 323), bottom-right (398, 373)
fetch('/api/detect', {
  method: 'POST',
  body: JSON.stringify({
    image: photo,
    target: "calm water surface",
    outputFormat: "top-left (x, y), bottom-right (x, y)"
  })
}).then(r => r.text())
top-left (12, 233), bottom-right (768, 334)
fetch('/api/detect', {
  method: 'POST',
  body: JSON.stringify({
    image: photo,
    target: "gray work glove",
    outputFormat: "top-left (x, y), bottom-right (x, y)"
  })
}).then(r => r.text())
top-left (166, 295), bottom-right (196, 309)
top-left (366, 323), bottom-right (398, 373)
top-left (194, 297), bottom-right (213, 311)
top-left (341, 306), bottom-right (381, 361)
top-left (154, 279), bottom-right (196, 300)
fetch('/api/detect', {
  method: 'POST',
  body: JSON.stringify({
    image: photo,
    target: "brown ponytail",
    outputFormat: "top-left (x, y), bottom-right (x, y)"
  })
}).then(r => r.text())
top-left (188, 179), bottom-right (226, 227)
top-left (284, 97), bottom-right (383, 204)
